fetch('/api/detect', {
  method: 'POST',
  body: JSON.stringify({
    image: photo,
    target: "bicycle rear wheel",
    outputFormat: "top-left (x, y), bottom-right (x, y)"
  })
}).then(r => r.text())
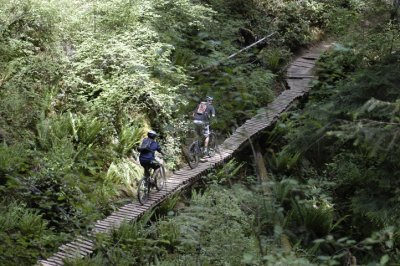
top-left (187, 141), bottom-right (200, 169)
top-left (208, 132), bottom-right (219, 157)
top-left (137, 177), bottom-right (150, 205)
top-left (154, 166), bottom-right (166, 191)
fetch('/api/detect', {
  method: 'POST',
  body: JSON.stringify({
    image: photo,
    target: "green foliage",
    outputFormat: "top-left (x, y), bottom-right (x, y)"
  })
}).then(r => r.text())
top-left (65, 211), bottom-right (157, 265)
top-left (73, 185), bottom-right (260, 265)
top-left (0, 143), bottom-right (30, 177)
top-left (192, 64), bottom-right (276, 132)
top-left (288, 199), bottom-right (334, 242)
top-left (115, 123), bottom-right (145, 156)
top-left (105, 158), bottom-right (143, 197)
top-left (206, 159), bottom-right (244, 184)
top-left (0, 0), bottom-right (66, 143)
top-left (258, 47), bottom-right (292, 73)
top-left (0, 201), bottom-right (63, 266)
top-left (265, 8), bottom-right (400, 263)
top-left (78, 175), bottom-right (331, 265)
top-left (0, 0), bottom-right (389, 263)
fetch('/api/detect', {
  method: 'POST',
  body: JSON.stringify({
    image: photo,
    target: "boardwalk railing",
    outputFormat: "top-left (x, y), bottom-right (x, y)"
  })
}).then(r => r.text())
top-left (38, 42), bottom-right (331, 266)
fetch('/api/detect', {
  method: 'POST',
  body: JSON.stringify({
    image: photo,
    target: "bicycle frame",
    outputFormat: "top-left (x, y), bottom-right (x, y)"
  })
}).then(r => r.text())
top-left (186, 131), bottom-right (218, 169)
top-left (137, 159), bottom-right (166, 205)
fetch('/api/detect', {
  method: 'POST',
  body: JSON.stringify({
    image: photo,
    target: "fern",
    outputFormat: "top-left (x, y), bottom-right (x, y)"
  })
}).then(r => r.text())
top-left (115, 123), bottom-right (145, 156)
top-left (105, 158), bottom-right (143, 197)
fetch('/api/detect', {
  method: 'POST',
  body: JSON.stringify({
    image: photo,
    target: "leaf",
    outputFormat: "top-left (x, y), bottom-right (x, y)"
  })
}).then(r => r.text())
top-left (380, 254), bottom-right (389, 265)
top-left (242, 254), bottom-right (253, 263)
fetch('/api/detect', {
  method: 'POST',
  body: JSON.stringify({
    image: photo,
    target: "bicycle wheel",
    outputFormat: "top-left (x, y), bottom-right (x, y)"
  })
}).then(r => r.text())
top-left (137, 177), bottom-right (150, 205)
top-left (154, 166), bottom-right (166, 191)
top-left (187, 141), bottom-right (200, 169)
top-left (208, 132), bottom-right (219, 157)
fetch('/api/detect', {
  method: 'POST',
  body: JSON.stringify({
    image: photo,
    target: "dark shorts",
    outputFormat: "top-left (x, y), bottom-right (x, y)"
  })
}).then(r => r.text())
top-left (139, 159), bottom-right (160, 177)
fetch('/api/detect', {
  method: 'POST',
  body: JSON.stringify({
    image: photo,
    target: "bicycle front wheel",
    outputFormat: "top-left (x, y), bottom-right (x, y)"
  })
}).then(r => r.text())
top-left (187, 142), bottom-right (200, 169)
top-left (154, 166), bottom-right (166, 191)
top-left (137, 177), bottom-right (150, 205)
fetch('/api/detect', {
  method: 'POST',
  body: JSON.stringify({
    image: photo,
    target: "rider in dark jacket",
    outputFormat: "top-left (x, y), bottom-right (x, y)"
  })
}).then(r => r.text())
top-left (139, 130), bottom-right (164, 178)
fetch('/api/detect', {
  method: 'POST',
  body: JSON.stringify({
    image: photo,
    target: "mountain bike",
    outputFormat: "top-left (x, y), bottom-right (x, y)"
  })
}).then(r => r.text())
top-left (186, 131), bottom-right (219, 169)
top-left (137, 159), bottom-right (166, 205)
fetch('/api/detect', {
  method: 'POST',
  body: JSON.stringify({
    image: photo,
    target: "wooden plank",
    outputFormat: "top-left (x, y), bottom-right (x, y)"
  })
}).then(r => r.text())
top-left (166, 180), bottom-right (185, 185)
top-left (71, 243), bottom-right (93, 253)
top-left (172, 171), bottom-right (191, 176)
top-left (301, 53), bottom-right (320, 59)
top-left (243, 118), bottom-right (265, 126)
top-left (69, 246), bottom-right (92, 256)
top-left (228, 135), bottom-right (247, 142)
top-left (291, 62), bottom-right (314, 69)
top-left (165, 180), bottom-right (184, 184)
top-left (46, 256), bottom-right (64, 264)
top-left (104, 216), bottom-right (125, 222)
top-left (94, 220), bottom-right (113, 226)
top-left (38, 260), bottom-right (59, 266)
top-left (61, 244), bottom-right (88, 256)
top-left (99, 219), bottom-right (120, 226)
top-left (92, 227), bottom-right (110, 234)
top-left (294, 58), bottom-right (316, 65)
top-left (287, 67), bottom-right (311, 75)
top-left (167, 176), bottom-right (186, 180)
top-left (55, 251), bottom-right (79, 260)
top-left (111, 213), bottom-right (136, 220)
top-left (287, 74), bottom-right (315, 78)
top-left (118, 207), bottom-right (142, 214)
top-left (76, 237), bottom-right (95, 248)
top-left (117, 207), bottom-right (143, 215)
top-left (294, 62), bottom-right (315, 68)
top-left (168, 174), bottom-right (191, 179)
top-left (94, 223), bottom-right (112, 230)
top-left (94, 222), bottom-right (115, 229)
top-left (47, 254), bottom-right (64, 261)
top-left (288, 63), bottom-right (313, 70)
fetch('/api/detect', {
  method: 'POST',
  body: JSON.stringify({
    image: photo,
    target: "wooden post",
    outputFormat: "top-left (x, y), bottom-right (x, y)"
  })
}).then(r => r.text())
top-left (248, 138), bottom-right (269, 184)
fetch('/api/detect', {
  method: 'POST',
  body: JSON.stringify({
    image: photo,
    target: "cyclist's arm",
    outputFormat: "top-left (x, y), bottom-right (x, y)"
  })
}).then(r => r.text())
top-left (155, 142), bottom-right (165, 156)
top-left (210, 106), bottom-right (216, 118)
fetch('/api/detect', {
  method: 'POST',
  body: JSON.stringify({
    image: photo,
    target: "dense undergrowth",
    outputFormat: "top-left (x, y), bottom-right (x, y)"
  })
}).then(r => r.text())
top-left (61, 0), bottom-right (400, 265)
top-left (0, 0), bottom-right (398, 264)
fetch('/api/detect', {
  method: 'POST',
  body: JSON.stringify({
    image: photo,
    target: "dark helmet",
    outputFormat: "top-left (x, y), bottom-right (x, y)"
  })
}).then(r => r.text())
top-left (206, 96), bottom-right (214, 102)
top-left (147, 130), bottom-right (158, 139)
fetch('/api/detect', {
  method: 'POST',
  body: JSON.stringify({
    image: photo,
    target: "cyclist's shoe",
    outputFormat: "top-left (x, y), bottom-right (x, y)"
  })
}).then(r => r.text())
top-left (200, 157), bottom-right (208, 162)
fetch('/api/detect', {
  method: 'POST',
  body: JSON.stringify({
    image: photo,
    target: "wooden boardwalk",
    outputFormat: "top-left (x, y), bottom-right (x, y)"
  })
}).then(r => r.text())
top-left (38, 42), bottom-right (331, 266)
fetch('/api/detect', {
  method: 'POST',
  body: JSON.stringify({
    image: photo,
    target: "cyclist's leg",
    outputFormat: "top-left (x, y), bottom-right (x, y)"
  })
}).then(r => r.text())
top-left (140, 160), bottom-right (151, 178)
top-left (193, 120), bottom-right (204, 139)
top-left (149, 160), bottom-right (161, 172)
top-left (203, 124), bottom-right (210, 155)
top-left (148, 160), bottom-right (160, 183)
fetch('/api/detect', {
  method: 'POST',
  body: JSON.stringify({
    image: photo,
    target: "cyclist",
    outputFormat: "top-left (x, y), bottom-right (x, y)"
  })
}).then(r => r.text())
top-left (139, 130), bottom-right (164, 179)
top-left (193, 96), bottom-right (216, 157)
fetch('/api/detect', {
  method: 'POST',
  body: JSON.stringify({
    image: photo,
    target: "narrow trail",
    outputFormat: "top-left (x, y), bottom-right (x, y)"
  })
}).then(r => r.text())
top-left (38, 42), bottom-right (331, 266)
